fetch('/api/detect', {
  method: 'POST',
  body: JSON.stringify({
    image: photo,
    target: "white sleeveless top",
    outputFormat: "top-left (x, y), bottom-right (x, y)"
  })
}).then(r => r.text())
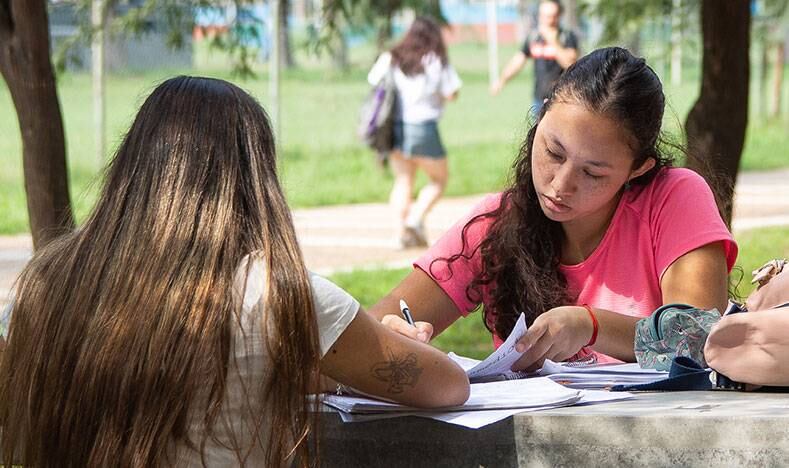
top-left (173, 257), bottom-right (359, 466)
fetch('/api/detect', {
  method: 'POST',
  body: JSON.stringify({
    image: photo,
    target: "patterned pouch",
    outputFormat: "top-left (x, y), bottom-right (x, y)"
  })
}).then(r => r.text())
top-left (634, 303), bottom-right (721, 371)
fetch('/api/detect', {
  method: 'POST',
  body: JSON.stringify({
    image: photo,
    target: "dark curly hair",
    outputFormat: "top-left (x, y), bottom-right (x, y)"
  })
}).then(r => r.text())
top-left (439, 47), bottom-right (675, 340)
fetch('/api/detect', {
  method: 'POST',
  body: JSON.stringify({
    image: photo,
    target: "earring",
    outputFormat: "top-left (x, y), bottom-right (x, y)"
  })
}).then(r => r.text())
top-left (623, 180), bottom-right (632, 191)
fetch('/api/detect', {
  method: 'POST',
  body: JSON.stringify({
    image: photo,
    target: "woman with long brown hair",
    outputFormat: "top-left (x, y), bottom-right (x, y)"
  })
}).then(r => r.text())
top-left (0, 76), bottom-right (468, 466)
top-left (367, 16), bottom-right (462, 249)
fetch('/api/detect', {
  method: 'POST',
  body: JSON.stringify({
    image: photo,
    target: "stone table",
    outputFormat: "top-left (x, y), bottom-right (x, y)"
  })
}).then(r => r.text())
top-left (317, 390), bottom-right (789, 467)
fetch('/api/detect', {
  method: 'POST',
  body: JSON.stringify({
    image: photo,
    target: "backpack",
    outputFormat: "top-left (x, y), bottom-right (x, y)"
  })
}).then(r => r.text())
top-left (634, 303), bottom-right (721, 371)
top-left (358, 67), bottom-right (397, 166)
top-left (618, 259), bottom-right (789, 392)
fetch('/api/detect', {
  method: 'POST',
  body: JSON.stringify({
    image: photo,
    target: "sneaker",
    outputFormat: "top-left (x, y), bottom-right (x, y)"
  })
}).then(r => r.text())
top-left (395, 232), bottom-right (417, 250)
top-left (404, 224), bottom-right (428, 248)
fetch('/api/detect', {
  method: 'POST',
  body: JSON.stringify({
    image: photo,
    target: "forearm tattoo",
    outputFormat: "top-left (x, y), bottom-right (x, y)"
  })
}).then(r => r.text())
top-left (370, 349), bottom-right (423, 394)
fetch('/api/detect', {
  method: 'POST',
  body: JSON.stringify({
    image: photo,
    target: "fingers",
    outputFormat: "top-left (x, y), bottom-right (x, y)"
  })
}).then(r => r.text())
top-left (381, 314), bottom-right (432, 343)
top-left (512, 319), bottom-right (578, 371)
top-left (514, 340), bottom-right (565, 373)
top-left (415, 321), bottom-right (434, 341)
top-left (512, 325), bottom-right (548, 371)
top-left (513, 338), bottom-right (550, 371)
top-left (515, 322), bottom-right (546, 353)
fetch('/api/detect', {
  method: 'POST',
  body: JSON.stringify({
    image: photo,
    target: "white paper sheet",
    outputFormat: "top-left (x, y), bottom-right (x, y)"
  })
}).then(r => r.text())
top-left (463, 313), bottom-right (528, 380)
top-left (446, 312), bottom-right (531, 383)
top-left (332, 389), bottom-right (635, 429)
top-left (337, 406), bottom-right (558, 429)
top-left (537, 360), bottom-right (667, 389)
top-left (539, 360), bottom-right (666, 375)
top-left (323, 377), bottom-right (581, 414)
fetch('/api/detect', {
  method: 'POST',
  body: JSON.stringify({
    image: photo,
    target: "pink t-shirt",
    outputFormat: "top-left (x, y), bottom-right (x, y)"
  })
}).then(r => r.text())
top-left (415, 168), bottom-right (738, 362)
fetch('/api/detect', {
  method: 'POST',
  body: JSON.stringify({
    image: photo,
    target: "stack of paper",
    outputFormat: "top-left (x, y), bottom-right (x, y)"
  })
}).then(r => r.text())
top-left (537, 360), bottom-right (667, 389)
top-left (323, 378), bottom-right (634, 429)
top-left (324, 377), bottom-right (581, 414)
top-left (322, 377), bottom-right (628, 429)
top-left (322, 311), bottom-right (654, 428)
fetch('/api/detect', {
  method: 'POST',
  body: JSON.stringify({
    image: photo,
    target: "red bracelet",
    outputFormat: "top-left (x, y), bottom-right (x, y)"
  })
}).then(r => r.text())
top-left (582, 304), bottom-right (598, 347)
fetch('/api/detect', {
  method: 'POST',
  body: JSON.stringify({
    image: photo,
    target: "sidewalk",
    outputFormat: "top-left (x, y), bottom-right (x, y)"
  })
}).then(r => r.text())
top-left (2, 169), bottom-right (789, 308)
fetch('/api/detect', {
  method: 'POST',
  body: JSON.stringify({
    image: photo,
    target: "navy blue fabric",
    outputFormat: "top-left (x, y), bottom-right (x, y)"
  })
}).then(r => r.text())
top-left (611, 356), bottom-right (712, 392)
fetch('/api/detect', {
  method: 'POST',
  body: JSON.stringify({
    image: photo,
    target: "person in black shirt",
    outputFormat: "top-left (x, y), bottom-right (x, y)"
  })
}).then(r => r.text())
top-left (491, 0), bottom-right (579, 114)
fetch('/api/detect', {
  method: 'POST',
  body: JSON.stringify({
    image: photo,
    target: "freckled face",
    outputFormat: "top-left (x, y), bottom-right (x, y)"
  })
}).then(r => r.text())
top-left (531, 102), bottom-right (646, 227)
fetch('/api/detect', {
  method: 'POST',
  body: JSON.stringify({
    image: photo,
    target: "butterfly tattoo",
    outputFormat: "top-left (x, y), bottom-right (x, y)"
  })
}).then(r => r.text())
top-left (371, 350), bottom-right (423, 394)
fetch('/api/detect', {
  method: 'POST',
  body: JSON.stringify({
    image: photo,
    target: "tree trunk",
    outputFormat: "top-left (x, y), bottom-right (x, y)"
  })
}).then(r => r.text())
top-left (623, 27), bottom-right (641, 57)
top-left (684, 0), bottom-right (750, 226)
top-left (329, 29), bottom-right (348, 70)
top-left (770, 41), bottom-right (784, 118)
top-left (758, 37), bottom-right (769, 118)
top-left (564, 0), bottom-right (579, 35)
top-left (270, 0), bottom-right (281, 142)
top-left (376, 10), bottom-right (393, 52)
top-left (670, 0), bottom-right (682, 86)
top-left (91, 0), bottom-right (108, 163)
top-left (278, 0), bottom-right (295, 69)
top-left (515, 0), bottom-right (530, 44)
top-left (0, 0), bottom-right (74, 249)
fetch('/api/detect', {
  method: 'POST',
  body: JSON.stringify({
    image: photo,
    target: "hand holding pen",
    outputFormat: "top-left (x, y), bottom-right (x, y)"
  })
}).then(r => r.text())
top-left (399, 299), bottom-right (415, 326)
top-left (379, 299), bottom-right (433, 343)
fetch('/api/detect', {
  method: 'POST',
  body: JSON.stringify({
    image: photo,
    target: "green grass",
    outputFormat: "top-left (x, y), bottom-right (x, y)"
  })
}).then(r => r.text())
top-left (1, 41), bottom-right (788, 234)
top-left (327, 267), bottom-right (493, 360)
top-left (330, 226), bottom-right (789, 359)
top-left (730, 227), bottom-right (789, 299)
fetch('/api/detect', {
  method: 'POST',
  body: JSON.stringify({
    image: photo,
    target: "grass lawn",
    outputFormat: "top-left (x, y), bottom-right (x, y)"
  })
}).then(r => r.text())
top-left (1, 41), bottom-right (788, 234)
top-left (330, 226), bottom-right (789, 360)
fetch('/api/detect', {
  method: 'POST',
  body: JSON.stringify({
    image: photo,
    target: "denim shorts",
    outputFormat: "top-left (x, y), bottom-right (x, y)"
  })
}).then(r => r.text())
top-left (393, 120), bottom-right (446, 159)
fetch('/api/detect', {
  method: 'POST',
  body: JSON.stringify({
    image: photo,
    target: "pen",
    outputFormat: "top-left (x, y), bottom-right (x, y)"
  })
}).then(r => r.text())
top-left (399, 299), bottom-right (415, 326)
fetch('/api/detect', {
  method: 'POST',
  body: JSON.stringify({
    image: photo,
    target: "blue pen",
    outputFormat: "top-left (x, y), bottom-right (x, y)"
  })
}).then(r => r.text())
top-left (399, 299), bottom-right (415, 326)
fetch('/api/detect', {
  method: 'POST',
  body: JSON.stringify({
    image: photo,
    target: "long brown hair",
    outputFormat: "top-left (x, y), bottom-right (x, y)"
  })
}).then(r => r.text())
top-left (390, 16), bottom-right (448, 76)
top-left (440, 48), bottom-right (674, 339)
top-left (0, 76), bottom-right (321, 466)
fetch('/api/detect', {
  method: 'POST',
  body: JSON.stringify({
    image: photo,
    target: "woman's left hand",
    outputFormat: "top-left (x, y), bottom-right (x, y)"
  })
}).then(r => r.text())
top-left (511, 306), bottom-right (593, 372)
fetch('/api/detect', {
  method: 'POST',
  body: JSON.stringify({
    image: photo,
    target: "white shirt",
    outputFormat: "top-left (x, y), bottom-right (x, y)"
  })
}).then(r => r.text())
top-left (174, 257), bottom-right (359, 466)
top-left (367, 52), bottom-right (462, 123)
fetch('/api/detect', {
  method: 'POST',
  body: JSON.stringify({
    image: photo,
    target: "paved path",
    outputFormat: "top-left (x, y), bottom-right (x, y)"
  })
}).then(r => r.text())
top-left (2, 169), bottom-right (789, 308)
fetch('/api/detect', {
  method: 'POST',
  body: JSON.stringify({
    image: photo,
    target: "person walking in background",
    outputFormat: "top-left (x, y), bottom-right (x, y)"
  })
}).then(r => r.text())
top-left (0, 76), bottom-right (469, 466)
top-left (491, 0), bottom-right (579, 114)
top-left (367, 17), bottom-right (462, 249)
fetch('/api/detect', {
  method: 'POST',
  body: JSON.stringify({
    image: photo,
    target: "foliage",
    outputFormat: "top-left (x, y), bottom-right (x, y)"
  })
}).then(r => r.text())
top-left (317, 0), bottom-right (445, 54)
top-left (582, 0), bottom-right (698, 45)
top-left (52, 0), bottom-right (266, 77)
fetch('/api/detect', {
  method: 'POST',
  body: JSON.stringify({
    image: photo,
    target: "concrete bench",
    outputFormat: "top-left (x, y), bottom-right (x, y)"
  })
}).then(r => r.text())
top-left (317, 390), bottom-right (789, 467)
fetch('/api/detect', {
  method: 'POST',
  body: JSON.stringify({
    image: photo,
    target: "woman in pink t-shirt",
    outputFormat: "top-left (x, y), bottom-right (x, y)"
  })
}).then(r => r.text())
top-left (370, 47), bottom-right (738, 369)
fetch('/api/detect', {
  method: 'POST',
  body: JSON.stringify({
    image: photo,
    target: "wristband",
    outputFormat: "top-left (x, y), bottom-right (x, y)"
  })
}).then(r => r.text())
top-left (582, 304), bottom-right (598, 347)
